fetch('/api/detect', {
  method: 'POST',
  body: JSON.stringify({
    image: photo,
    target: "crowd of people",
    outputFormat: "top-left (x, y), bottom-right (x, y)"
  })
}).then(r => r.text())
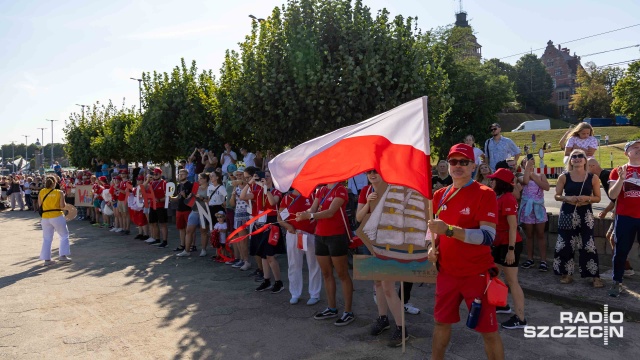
top-left (3, 123), bottom-right (639, 358)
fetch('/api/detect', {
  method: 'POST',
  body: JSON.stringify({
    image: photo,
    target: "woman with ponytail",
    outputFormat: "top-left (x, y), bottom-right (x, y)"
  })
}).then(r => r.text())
top-left (39, 176), bottom-right (71, 266)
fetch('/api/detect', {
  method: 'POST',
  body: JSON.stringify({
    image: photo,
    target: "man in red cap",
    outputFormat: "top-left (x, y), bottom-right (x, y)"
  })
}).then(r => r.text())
top-left (148, 168), bottom-right (168, 247)
top-left (427, 143), bottom-right (503, 360)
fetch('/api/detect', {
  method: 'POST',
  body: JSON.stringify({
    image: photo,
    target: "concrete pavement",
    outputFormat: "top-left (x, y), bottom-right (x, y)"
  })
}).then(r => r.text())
top-left (1, 210), bottom-right (639, 359)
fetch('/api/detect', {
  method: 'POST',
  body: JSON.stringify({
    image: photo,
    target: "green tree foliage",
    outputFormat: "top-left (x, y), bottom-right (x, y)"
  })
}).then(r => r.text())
top-left (216, 0), bottom-right (451, 153)
top-left (514, 54), bottom-right (553, 114)
top-left (612, 60), bottom-right (640, 125)
top-left (64, 103), bottom-right (106, 168)
top-left (138, 59), bottom-right (219, 165)
top-left (569, 62), bottom-right (613, 119)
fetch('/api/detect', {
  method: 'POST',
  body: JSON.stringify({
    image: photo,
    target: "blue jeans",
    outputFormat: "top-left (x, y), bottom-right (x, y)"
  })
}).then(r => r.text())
top-left (613, 215), bottom-right (640, 283)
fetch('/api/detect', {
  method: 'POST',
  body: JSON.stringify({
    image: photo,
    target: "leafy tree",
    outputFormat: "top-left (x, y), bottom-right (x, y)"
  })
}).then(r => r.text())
top-left (514, 54), bottom-right (553, 114)
top-left (64, 103), bottom-right (106, 168)
top-left (569, 62), bottom-right (612, 119)
top-left (611, 60), bottom-right (640, 125)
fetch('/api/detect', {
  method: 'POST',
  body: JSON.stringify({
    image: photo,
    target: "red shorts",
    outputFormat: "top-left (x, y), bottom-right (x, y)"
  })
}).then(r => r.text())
top-left (434, 271), bottom-right (497, 333)
top-left (176, 210), bottom-right (190, 230)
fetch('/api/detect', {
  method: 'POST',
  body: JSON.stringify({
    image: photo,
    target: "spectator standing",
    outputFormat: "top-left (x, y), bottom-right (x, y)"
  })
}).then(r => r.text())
top-left (240, 148), bottom-right (256, 168)
top-left (255, 150), bottom-right (265, 171)
top-left (39, 176), bottom-right (71, 265)
top-left (605, 135), bottom-right (609, 146)
top-left (607, 140), bottom-right (640, 297)
top-left (186, 149), bottom-right (198, 183)
top-left (147, 168), bottom-right (169, 248)
top-left (564, 122), bottom-right (598, 160)
top-left (220, 143), bottom-right (238, 175)
top-left (279, 188), bottom-right (321, 305)
top-left (178, 173), bottom-right (210, 257)
top-left (23, 177), bottom-right (32, 210)
top-left (202, 150), bottom-right (218, 173)
top-left (487, 169), bottom-right (527, 330)
top-left (519, 157), bottom-right (550, 271)
top-left (172, 169), bottom-right (193, 252)
top-left (208, 170), bottom-right (227, 217)
top-left (427, 143), bottom-right (503, 359)
top-left (553, 149), bottom-right (603, 287)
top-left (296, 181), bottom-right (355, 326)
top-left (432, 160), bottom-right (453, 191)
top-left (53, 161), bottom-right (62, 177)
top-left (228, 167), bottom-right (251, 271)
top-left (475, 163), bottom-right (492, 186)
top-left (484, 123), bottom-right (521, 172)
top-left (8, 175), bottom-right (24, 210)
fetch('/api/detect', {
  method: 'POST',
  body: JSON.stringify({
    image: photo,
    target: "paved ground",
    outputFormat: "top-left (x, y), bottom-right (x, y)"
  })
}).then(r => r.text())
top-left (1, 210), bottom-right (639, 359)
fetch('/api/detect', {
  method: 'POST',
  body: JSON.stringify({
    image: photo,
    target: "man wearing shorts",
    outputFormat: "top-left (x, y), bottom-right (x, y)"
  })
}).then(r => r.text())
top-left (427, 143), bottom-right (504, 360)
top-left (173, 169), bottom-right (193, 252)
top-left (148, 168), bottom-right (168, 247)
top-left (117, 170), bottom-right (131, 235)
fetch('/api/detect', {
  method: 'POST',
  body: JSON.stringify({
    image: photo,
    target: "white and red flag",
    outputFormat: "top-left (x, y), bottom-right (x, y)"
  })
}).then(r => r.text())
top-left (269, 97), bottom-right (432, 199)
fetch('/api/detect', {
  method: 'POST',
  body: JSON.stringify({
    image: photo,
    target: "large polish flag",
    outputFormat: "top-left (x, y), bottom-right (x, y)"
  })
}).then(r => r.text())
top-left (269, 96), bottom-right (432, 199)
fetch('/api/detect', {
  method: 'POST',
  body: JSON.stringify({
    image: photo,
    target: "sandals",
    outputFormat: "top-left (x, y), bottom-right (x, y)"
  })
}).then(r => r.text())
top-left (521, 259), bottom-right (534, 269)
top-left (593, 278), bottom-right (604, 288)
top-left (538, 261), bottom-right (548, 272)
top-left (560, 275), bottom-right (574, 284)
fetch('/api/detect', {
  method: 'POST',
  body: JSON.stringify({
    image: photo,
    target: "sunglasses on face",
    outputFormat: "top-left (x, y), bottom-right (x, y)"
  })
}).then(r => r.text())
top-left (447, 159), bottom-right (471, 166)
top-left (490, 128), bottom-right (498, 132)
top-left (365, 170), bottom-right (377, 175)
top-left (571, 154), bottom-right (585, 159)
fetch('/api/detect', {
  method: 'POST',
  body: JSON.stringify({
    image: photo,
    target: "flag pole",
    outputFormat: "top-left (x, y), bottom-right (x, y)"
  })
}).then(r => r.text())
top-left (401, 281), bottom-right (406, 353)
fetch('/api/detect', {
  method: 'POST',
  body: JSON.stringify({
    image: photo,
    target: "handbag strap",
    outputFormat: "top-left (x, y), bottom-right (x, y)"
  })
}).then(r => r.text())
top-left (339, 207), bottom-right (352, 241)
top-left (40, 189), bottom-right (62, 213)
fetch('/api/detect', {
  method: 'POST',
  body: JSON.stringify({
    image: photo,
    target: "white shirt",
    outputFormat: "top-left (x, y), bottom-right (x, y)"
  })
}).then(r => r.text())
top-left (243, 152), bottom-right (256, 167)
top-left (220, 150), bottom-right (237, 173)
top-left (214, 222), bottom-right (227, 244)
top-left (207, 183), bottom-right (228, 206)
top-left (472, 147), bottom-right (484, 165)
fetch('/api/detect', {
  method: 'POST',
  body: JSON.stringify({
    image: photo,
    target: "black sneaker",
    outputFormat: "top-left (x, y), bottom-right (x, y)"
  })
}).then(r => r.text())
top-left (388, 326), bottom-right (409, 347)
top-left (334, 312), bottom-right (355, 326)
top-left (271, 280), bottom-right (284, 294)
top-left (370, 315), bottom-right (390, 336)
top-left (538, 261), bottom-right (548, 272)
top-left (501, 314), bottom-right (527, 329)
top-left (141, 235), bottom-right (149, 240)
top-left (313, 308), bottom-right (338, 320)
top-left (134, 234), bottom-right (143, 240)
top-left (496, 305), bottom-right (512, 314)
top-left (123, 230), bottom-right (131, 235)
top-left (148, 239), bottom-right (161, 245)
top-left (157, 241), bottom-right (168, 248)
top-left (521, 259), bottom-right (534, 269)
top-left (190, 245), bottom-right (197, 252)
top-left (255, 279), bottom-right (272, 292)
top-left (609, 282), bottom-right (621, 297)
top-left (173, 246), bottom-right (185, 252)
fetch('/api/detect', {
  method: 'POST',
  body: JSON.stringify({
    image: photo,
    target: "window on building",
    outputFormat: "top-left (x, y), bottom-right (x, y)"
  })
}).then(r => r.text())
top-left (552, 79), bottom-right (556, 89)
top-left (555, 69), bottom-right (563, 76)
top-left (558, 92), bottom-right (564, 100)
top-left (547, 61), bottom-right (554, 67)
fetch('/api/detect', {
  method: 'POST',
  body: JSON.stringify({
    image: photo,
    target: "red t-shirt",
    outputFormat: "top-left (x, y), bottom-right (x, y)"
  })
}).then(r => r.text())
top-left (279, 193), bottom-right (315, 234)
top-left (264, 188), bottom-right (282, 211)
top-left (433, 181), bottom-right (498, 277)
top-left (314, 184), bottom-right (349, 237)
top-left (83, 180), bottom-right (91, 185)
top-left (250, 184), bottom-right (266, 215)
top-left (150, 180), bottom-right (167, 208)
top-left (117, 181), bottom-right (129, 201)
top-left (93, 184), bottom-right (104, 200)
top-left (493, 193), bottom-right (522, 246)
top-left (610, 165), bottom-right (640, 218)
top-left (357, 185), bottom-right (375, 206)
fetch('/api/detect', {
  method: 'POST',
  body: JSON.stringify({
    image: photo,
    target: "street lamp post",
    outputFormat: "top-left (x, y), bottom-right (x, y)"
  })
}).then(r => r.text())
top-left (76, 104), bottom-right (89, 120)
top-left (11, 141), bottom-right (15, 171)
top-left (45, 119), bottom-right (59, 169)
top-left (22, 135), bottom-right (29, 161)
top-left (130, 78), bottom-right (142, 114)
top-left (248, 14), bottom-right (265, 22)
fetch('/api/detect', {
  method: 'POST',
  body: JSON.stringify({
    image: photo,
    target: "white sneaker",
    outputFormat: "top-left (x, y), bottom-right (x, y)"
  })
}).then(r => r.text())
top-left (199, 250), bottom-right (207, 257)
top-left (176, 251), bottom-right (191, 257)
top-left (624, 269), bottom-right (635, 277)
top-left (240, 261), bottom-right (251, 271)
top-left (110, 227), bottom-right (118, 232)
top-left (404, 303), bottom-right (421, 315)
top-left (145, 237), bottom-right (156, 243)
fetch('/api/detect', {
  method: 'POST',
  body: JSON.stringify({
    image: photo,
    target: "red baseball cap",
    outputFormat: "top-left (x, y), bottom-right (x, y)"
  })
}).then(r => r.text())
top-left (447, 143), bottom-right (475, 162)
top-left (113, 175), bottom-right (122, 181)
top-left (98, 176), bottom-right (107, 183)
top-left (119, 169), bottom-right (128, 174)
top-left (153, 168), bottom-right (163, 175)
top-left (486, 168), bottom-right (514, 184)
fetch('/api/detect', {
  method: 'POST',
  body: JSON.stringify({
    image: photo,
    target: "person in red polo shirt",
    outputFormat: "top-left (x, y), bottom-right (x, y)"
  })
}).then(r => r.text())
top-left (148, 168), bottom-right (169, 247)
top-left (117, 169), bottom-right (131, 235)
top-left (296, 180), bottom-right (355, 326)
top-left (608, 139), bottom-right (640, 297)
top-left (427, 143), bottom-right (503, 360)
top-left (279, 187), bottom-right (321, 305)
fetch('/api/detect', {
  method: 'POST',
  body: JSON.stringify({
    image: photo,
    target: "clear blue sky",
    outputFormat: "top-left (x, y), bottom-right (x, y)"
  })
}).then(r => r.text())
top-left (1, 0), bottom-right (638, 148)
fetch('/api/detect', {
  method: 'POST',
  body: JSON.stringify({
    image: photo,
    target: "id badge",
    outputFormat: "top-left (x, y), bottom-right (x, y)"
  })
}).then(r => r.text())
top-left (280, 208), bottom-right (290, 220)
top-left (259, 214), bottom-right (267, 223)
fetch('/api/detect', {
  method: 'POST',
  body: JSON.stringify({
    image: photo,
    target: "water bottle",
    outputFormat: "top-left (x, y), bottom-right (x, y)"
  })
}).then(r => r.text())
top-left (466, 298), bottom-right (482, 329)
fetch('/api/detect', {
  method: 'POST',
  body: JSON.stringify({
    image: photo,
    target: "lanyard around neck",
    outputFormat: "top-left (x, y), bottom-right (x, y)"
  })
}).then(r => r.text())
top-left (319, 183), bottom-right (339, 207)
top-left (435, 180), bottom-right (473, 218)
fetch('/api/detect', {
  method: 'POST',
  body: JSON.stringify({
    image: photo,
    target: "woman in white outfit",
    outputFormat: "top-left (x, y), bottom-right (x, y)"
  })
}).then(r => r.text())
top-left (39, 176), bottom-right (71, 266)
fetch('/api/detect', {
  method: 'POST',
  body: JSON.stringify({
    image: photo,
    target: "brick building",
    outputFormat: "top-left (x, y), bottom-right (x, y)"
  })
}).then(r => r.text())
top-left (540, 40), bottom-right (583, 119)
top-left (453, 11), bottom-right (481, 60)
